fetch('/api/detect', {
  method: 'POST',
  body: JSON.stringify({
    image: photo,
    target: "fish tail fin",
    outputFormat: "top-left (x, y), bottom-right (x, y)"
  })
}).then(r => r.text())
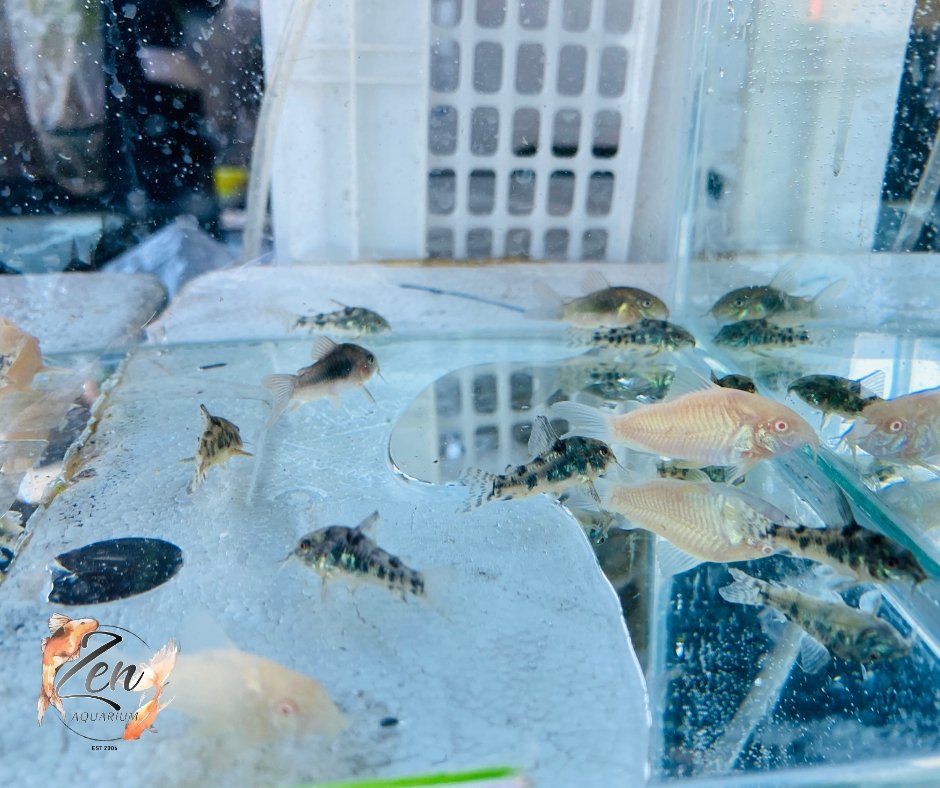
top-left (549, 401), bottom-right (613, 444)
top-left (37, 691), bottom-right (49, 725)
top-left (525, 281), bottom-right (565, 321)
top-left (459, 468), bottom-right (497, 511)
top-left (134, 640), bottom-right (180, 692)
top-left (262, 374), bottom-right (297, 428)
top-left (718, 568), bottom-right (765, 606)
top-left (810, 279), bottom-right (848, 317)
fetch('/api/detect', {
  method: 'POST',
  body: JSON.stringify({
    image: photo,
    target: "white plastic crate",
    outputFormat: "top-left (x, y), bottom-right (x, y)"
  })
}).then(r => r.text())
top-left (260, 0), bottom-right (662, 263)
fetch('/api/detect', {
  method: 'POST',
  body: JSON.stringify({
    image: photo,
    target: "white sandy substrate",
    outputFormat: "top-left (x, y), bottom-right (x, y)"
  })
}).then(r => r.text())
top-left (0, 332), bottom-right (650, 788)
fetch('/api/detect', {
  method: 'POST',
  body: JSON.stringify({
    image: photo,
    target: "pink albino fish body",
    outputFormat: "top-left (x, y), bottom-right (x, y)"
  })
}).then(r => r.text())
top-left (602, 479), bottom-right (782, 563)
top-left (552, 370), bottom-right (818, 479)
top-left (845, 387), bottom-right (940, 466)
top-left (167, 647), bottom-right (346, 741)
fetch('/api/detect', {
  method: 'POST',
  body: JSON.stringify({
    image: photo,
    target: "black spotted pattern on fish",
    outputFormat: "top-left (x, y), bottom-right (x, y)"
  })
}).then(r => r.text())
top-left (490, 437), bottom-right (612, 503)
top-left (788, 375), bottom-right (883, 417)
top-left (714, 318), bottom-right (812, 349)
top-left (766, 521), bottom-right (927, 584)
top-left (306, 526), bottom-right (425, 598)
top-left (589, 319), bottom-right (696, 352)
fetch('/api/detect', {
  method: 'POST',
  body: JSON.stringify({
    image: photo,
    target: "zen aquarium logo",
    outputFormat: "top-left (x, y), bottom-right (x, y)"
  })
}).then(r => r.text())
top-left (37, 613), bottom-right (178, 743)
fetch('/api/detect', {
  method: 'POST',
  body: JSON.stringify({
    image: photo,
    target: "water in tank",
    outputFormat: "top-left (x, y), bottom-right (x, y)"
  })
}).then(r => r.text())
top-left (1, 1), bottom-right (940, 786)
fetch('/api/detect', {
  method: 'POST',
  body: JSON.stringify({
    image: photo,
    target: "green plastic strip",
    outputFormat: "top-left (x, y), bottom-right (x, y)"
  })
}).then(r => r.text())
top-left (293, 765), bottom-right (522, 788)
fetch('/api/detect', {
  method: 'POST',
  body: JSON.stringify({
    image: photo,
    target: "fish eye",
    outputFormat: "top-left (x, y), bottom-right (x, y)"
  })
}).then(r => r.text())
top-left (734, 297), bottom-right (747, 308)
top-left (888, 419), bottom-right (904, 433)
top-left (276, 698), bottom-right (299, 716)
top-left (773, 419), bottom-right (789, 433)
top-left (641, 298), bottom-right (652, 308)
top-left (885, 557), bottom-right (898, 569)
top-left (298, 539), bottom-right (311, 551)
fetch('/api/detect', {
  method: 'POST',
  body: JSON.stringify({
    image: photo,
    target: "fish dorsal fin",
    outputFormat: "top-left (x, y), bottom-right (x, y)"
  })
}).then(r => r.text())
top-left (655, 539), bottom-right (704, 578)
top-left (856, 370), bottom-right (886, 400)
top-left (355, 511), bottom-right (380, 534)
top-left (330, 299), bottom-right (349, 309)
top-left (311, 336), bottom-right (339, 361)
top-left (198, 403), bottom-right (212, 421)
top-left (48, 613), bottom-right (69, 633)
top-left (581, 269), bottom-right (611, 294)
top-left (527, 415), bottom-right (560, 456)
top-left (662, 367), bottom-right (720, 403)
top-left (798, 635), bottom-right (831, 675)
top-left (858, 589), bottom-right (883, 615)
top-left (768, 260), bottom-right (801, 294)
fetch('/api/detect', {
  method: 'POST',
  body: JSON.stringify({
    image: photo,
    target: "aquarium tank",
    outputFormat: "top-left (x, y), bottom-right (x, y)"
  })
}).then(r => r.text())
top-left (2, 0), bottom-right (940, 786)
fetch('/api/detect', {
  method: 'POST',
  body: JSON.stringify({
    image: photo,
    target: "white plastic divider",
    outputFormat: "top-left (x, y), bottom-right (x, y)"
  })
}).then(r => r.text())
top-left (260, 0), bottom-right (430, 262)
top-left (261, 0), bottom-right (661, 263)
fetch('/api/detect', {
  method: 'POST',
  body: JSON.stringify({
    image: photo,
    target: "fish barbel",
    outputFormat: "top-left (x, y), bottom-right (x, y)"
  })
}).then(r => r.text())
top-left (720, 568), bottom-right (912, 666)
top-left (552, 370), bottom-right (818, 480)
top-left (460, 415), bottom-right (615, 509)
top-left (844, 387), bottom-right (940, 466)
top-left (529, 270), bottom-right (669, 327)
top-left (293, 303), bottom-right (390, 335)
top-left (262, 335), bottom-right (379, 426)
top-left (292, 511), bottom-right (426, 600)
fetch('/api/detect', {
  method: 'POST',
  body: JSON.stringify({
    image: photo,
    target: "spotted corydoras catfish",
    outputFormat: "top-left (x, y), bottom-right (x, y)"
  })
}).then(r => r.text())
top-left (765, 520), bottom-right (927, 585)
top-left (291, 511), bottom-right (425, 600)
top-left (185, 404), bottom-right (253, 493)
top-left (460, 415), bottom-right (615, 510)
top-left (262, 336), bottom-right (379, 427)
top-left (571, 319), bottom-right (696, 355)
top-left (713, 318), bottom-right (812, 351)
top-left (719, 568), bottom-right (912, 672)
top-left (710, 371), bottom-right (757, 394)
top-left (293, 303), bottom-right (391, 336)
top-left (788, 371), bottom-right (885, 429)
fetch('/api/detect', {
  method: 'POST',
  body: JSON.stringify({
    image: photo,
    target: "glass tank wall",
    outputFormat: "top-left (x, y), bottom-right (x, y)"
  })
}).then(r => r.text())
top-left (2, 1), bottom-right (940, 787)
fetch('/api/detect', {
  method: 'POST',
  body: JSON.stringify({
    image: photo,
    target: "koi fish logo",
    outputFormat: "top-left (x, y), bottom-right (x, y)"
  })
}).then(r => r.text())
top-left (38, 613), bottom-right (100, 724)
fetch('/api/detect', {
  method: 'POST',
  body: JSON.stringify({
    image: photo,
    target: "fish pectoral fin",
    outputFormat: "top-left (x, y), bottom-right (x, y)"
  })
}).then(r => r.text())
top-left (40, 637), bottom-right (48, 651)
top-left (798, 635), bottom-right (831, 675)
top-left (655, 539), bottom-right (704, 578)
top-left (726, 462), bottom-right (751, 485)
top-left (233, 448), bottom-right (254, 458)
top-left (179, 456), bottom-right (195, 464)
top-left (67, 650), bottom-right (83, 662)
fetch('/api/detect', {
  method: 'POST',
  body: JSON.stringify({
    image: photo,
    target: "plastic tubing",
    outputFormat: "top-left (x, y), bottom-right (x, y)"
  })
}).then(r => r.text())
top-left (241, 0), bottom-right (317, 263)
